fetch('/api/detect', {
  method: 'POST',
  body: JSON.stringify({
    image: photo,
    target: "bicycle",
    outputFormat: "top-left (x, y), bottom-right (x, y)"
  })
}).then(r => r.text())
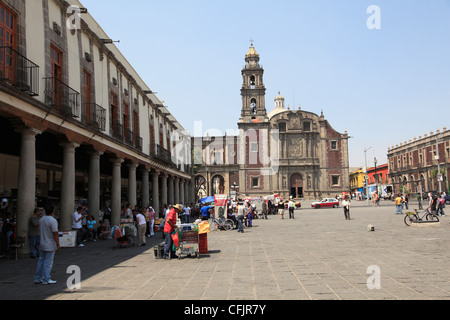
top-left (210, 216), bottom-right (235, 231)
top-left (404, 208), bottom-right (440, 226)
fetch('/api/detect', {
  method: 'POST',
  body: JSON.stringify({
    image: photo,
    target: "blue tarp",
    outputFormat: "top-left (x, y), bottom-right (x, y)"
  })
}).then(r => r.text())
top-left (199, 196), bottom-right (214, 203)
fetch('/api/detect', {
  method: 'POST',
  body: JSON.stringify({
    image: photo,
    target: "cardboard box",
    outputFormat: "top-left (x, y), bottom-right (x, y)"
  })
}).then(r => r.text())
top-left (59, 231), bottom-right (77, 248)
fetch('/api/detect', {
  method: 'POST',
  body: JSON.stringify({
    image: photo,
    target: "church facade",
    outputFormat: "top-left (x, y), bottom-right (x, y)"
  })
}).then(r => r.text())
top-left (192, 44), bottom-right (350, 200)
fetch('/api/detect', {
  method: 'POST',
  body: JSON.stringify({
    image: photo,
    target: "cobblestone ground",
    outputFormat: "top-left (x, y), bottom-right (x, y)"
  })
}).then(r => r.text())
top-left (1, 200), bottom-right (450, 300)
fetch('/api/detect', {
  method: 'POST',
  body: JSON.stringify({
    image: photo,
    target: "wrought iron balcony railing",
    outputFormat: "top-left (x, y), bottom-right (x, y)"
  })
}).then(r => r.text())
top-left (112, 121), bottom-right (123, 140)
top-left (81, 103), bottom-right (106, 131)
top-left (0, 46), bottom-right (39, 96)
top-left (44, 77), bottom-right (80, 118)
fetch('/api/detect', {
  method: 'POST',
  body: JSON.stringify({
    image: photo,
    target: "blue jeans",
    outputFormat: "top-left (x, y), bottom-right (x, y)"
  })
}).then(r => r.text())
top-left (396, 205), bottom-right (402, 214)
top-left (34, 250), bottom-right (56, 283)
top-left (29, 235), bottom-right (40, 258)
top-left (163, 231), bottom-right (173, 258)
top-left (237, 216), bottom-right (244, 232)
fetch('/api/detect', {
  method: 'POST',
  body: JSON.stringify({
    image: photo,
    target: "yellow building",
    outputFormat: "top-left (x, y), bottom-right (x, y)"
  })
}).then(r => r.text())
top-left (349, 168), bottom-right (365, 196)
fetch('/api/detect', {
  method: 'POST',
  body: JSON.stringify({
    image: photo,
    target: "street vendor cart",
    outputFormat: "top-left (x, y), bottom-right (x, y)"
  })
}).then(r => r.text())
top-left (113, 220), bottom-right (136, 248)
top-left (175, 224), bottom-right (199, 259)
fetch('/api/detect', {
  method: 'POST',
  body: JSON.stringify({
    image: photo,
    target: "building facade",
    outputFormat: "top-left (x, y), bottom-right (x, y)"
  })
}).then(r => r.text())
top-left (193, 44), bottom-right (350, 200)
top-left (0, 0), bottom-right (192, 253)
top-left (387, 127), bottom-right (450, 195)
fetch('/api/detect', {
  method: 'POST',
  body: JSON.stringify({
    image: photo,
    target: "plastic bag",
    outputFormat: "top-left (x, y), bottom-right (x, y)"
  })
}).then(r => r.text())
top-left (171, 229), bottom-right (183, 251)
top-left (198, 221), bottom-right (210, 234)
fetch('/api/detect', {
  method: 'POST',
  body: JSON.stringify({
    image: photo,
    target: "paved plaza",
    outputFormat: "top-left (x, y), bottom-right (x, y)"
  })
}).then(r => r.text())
top-left (1, 200), bottom-right (450, 301)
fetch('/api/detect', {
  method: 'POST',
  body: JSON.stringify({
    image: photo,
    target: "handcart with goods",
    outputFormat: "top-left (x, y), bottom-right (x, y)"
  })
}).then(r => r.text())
top-left (112, 222), bottom-right (136, 248)
top-left (175, 224), bottom-right (199, 259)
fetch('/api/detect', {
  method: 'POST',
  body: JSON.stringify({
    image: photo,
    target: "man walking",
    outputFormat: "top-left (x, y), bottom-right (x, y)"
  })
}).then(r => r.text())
top-left (288, 199), bottom-right (295, 219)
top-left (34, 206), bottom-right (60, 285)
top-left (72, 207), bottom-right (87, 247)
top-left (135, 208), bottom-right (147, 246)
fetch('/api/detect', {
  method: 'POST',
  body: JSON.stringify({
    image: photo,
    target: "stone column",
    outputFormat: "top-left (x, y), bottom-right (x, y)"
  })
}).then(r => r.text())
top-left (168, 175), bottom-right (174, 205)
top-left (88, 151), bottom-right (103, 222)
top-left (174, 176), bottom-right (180, 204)
top-left (152, 170), bottom-right (160, 215)
top-left (111, 158), bottom-right (124, 226)
top-left (15, 128), bottom-right (41, 253)
top-left (128, 162), bottom-right (138, 207)
top-left (180, 179), bottom-right (185, 205)
top-left (161, 173), bottom-right (168, 218)
top-left (60, 142), bottom-right (80, 232)
top-left (184, 179), bottom-right (189, 205)
top-left (141, 167), bottom-right (150, 208)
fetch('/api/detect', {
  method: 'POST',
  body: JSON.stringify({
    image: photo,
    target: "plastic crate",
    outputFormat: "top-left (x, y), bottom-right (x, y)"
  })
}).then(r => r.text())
top-left (199, 233), bottom-right (208, 254)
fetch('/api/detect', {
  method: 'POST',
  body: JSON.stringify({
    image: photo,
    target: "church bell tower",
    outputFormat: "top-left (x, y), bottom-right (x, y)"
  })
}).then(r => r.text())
top-left (240, 43), bottom-right (267, 123)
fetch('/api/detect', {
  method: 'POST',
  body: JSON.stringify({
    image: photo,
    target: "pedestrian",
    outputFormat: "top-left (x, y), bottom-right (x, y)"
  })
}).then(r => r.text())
top-left (183, 204), bottom-right (190, 224)
top-left (29, 208), bottom-right (43, 259)
top-left (143, 206), bottom-right (151, 237)
top-left (136, 208), bottom-right (147, 246)
top-left (163, 204), bottom-right (182, 259)
top-left (342, 196), bottom-right (351, 220)
top-left (394, 193), bottom-right (403, 215)
top-left (288, 199), bottom-right (295, 219)
top-left (404, 194), bottom-right (409, 210)
top-left (72, 207), bottom-right (87, 247)
top-left (278, 201), bottom-right (285, 219)
top-left (34, 206), bottom-right (60, 285)
top-left (437, 194), bottom-right (445, 216)
top-left (236, 202), bottom-right (244, 233)
top-left (148, 206), bottom-right (155, 237)
top-left (125, 204), bottom-right (133, 219)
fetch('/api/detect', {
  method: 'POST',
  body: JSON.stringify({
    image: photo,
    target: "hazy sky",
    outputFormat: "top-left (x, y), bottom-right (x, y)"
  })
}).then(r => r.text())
top-left (81, 0), bottom-right (450, 168)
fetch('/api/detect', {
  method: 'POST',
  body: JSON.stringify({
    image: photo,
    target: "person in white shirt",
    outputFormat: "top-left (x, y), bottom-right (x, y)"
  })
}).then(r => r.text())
top-left (135, 208), bottom-right (147, 246)
top-left (72, 207), bottom-right (87, 247)
top-left (342, 196), bottom-right (351, 220)
top-left (288, 199), bottom-right (295, 219)
top-left (183, 204), bottom-right (190, 223)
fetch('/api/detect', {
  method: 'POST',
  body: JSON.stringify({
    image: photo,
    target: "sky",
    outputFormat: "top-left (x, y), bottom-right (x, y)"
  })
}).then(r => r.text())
top-left (81, 0), bottom-right (450, 168)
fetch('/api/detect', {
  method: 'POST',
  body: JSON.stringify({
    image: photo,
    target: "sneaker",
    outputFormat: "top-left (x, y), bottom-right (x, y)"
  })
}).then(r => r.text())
top-left (78, 244), bottom-right (84, 247)
top-left (42, 280), bottom-right (57, 285)
top-left (34, 280), bottom-right (41, 284)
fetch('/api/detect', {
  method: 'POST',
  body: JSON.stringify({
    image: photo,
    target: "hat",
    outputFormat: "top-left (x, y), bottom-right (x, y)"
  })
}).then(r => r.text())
top-left (173, 204), bottom-right (183, 212)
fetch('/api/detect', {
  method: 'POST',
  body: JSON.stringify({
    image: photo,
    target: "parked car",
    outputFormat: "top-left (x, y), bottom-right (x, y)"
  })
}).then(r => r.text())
top-left (311, 198), bottom-right (339, 209)
top-left (444, 195), bottom-right (450, 205)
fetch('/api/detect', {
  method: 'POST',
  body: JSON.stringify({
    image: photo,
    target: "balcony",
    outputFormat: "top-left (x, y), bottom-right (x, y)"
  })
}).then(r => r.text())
top-left (112, 121), bottom-right (123, 140)
top-left (44, 77), bottom-right (80, 118)
top-left (81, 103), bottom-right (106, 131)
top-left (0, 46), bottom-right (39, 96)
top-left (155, 145), bottom-right (174, 166)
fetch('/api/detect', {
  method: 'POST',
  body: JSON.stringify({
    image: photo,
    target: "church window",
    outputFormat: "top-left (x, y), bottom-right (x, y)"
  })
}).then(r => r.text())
top-left (279, 123), bottom-right (286, 132)
top-left (331, 141), bottom-right (337, 150)
top-left (331, 175), bottom-right (340, 186)
top-left (303, 122), bottom-right (311, 132)
top-left (250, 75), bottom-right (256, 88)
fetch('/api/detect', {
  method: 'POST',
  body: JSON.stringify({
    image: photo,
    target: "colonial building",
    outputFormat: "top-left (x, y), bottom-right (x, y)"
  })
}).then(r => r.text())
top-left (0, 0), bottom-right (192, 253)
top-left (193, 44), bottom-right (350, 200)
top-left (388, 127), bottom-right (450, 195)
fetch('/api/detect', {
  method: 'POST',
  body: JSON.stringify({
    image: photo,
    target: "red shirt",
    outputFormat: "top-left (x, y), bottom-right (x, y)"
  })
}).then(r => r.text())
top-left (164, 209), bottom-right (177, 233)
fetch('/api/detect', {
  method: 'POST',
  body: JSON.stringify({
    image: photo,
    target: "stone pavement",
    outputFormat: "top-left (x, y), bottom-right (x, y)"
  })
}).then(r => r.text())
top-left (1, 200), bottom-right (450, 301)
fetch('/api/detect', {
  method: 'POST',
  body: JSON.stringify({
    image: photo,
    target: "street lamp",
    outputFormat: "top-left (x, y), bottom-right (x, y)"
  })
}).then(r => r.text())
top-left (364, 146), bottom-right (373, 205)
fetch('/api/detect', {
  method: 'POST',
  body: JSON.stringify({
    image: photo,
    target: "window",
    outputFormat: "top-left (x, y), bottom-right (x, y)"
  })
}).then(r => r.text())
top-left (330, 141), bottom-right (337, 150)
top-left (50, 45), bottom-right (63, 107)
top-left (250, 142), bottom-right (258, 153)
top-left (82, 70), bottom-right (92, 123)
top-left (303, 122), bottom-right (311, 132)
top-left (0, 4), bottom-right (17, 83)
top-left (250, 98), bottom-right (257, 114)
top-left (279, 123), bottom-right (286, 132)
top-left (251, 177), bottom-right (259, 188)
top-left (331, 175), bottom-right (340, 186)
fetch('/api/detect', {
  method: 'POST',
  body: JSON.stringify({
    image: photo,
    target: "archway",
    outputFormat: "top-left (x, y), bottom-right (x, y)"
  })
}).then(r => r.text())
top-left (290, 174), bottom-right (303, 199)
top-left (195, 175), bottom-right (207, 201)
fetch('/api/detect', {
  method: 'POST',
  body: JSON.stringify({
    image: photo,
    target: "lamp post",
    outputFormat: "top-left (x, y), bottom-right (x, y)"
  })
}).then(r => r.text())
top-left (364, 146), bottom-right (373, 205)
